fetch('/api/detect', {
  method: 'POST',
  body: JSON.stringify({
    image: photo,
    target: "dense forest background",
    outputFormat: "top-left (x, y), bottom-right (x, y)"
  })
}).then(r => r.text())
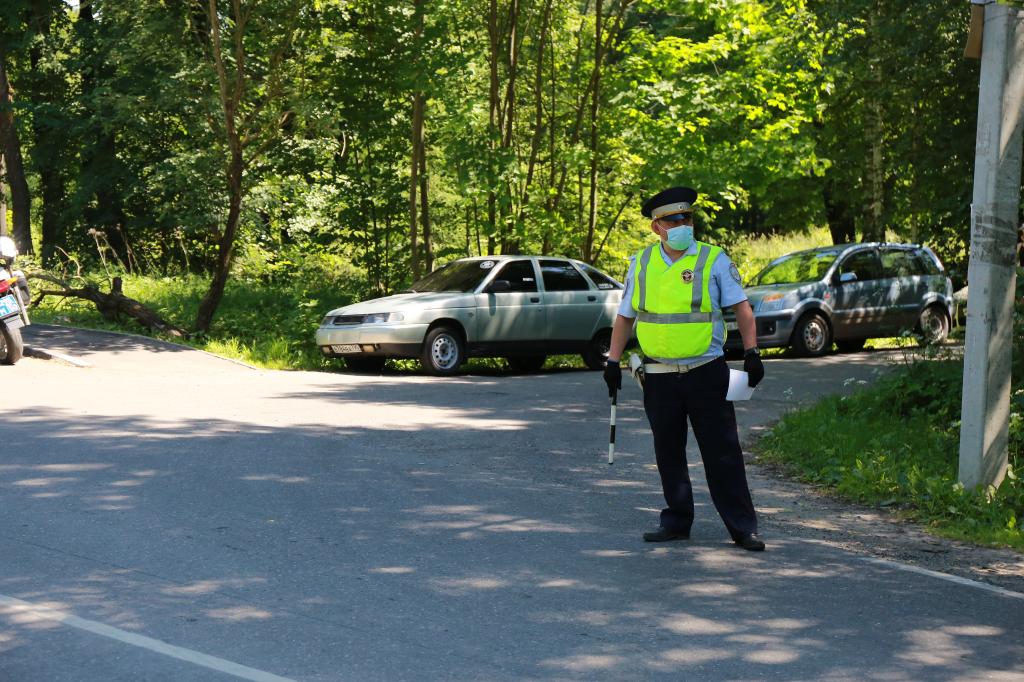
top-left (0, 0), bottom-right (979, 328)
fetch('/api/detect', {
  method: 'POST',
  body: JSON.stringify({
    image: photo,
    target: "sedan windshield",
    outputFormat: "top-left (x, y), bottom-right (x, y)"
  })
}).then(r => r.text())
top-left (407, 259), bottom-right (493, 293)
top-left (752, 251), bottom-right (840, 286)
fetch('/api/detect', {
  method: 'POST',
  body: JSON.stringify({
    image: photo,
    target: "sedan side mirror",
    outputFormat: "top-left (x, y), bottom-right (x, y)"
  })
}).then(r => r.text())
top-left (486, 279), bottom-right (512, 293)
top-left (838, 272), bottom-right (857, 284)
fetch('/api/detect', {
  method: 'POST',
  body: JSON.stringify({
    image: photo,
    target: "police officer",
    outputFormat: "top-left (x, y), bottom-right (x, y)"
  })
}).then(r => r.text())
top-left (604, 186), bottom-right (766, 551)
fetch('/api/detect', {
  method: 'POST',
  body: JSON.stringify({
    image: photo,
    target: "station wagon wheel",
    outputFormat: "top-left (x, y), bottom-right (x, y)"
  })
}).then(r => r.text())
top-left (917, 305), bottom-right (950, 345)
top-left (791, 312), bottom-right (832, 357)
top-left (582, 329), bottom-right (612, 371)
top-left (421, 326), bottom-right (465, 376)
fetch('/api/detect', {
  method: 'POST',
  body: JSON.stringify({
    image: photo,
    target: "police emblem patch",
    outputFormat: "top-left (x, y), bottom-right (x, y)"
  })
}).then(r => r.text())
top-left (729, 263), bottom-right (742, 284)
top-left (681, 269), bottom-right (695, 283)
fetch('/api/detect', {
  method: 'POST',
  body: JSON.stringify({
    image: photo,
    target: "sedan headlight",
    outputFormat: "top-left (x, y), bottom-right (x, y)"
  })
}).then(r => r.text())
top-left (757, 293), bottom-right (789, 312)
top-left (363, 312), bottom-right (404, 323)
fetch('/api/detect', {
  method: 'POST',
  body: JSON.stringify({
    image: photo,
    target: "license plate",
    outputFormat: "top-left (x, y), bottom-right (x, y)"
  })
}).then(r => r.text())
top-left (0, 294), bottom-right (18, 319)
top-left (332, 344), bottom-right (360, 354)
top-left (725, 321), bottom-right (738, 331)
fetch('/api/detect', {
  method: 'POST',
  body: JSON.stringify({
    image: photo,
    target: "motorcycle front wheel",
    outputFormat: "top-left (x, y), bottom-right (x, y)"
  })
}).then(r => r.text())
top-left (1, 324), bottom-right (23, 365)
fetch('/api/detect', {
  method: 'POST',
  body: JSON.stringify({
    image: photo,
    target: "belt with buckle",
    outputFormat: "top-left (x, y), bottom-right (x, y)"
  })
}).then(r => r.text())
top-left (643, 356), bottom-right (717, 374)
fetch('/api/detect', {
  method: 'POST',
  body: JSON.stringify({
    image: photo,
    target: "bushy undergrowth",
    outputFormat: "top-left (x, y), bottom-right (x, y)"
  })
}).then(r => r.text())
top-left (30, 246), bottom-right (370, 370)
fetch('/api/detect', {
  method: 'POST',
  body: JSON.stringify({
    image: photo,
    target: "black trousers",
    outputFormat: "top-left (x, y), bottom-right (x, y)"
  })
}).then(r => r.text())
top-left (642, 357), bottom-right (758, 539)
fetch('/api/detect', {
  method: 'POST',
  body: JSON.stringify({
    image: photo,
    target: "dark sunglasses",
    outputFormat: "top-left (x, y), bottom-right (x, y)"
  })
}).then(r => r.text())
top-left (658, 213), bottom-right (693, 224)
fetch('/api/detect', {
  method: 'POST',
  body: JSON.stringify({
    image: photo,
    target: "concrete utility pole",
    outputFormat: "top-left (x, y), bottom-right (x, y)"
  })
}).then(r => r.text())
top-left (959, 0), bottom-right (1024, 489)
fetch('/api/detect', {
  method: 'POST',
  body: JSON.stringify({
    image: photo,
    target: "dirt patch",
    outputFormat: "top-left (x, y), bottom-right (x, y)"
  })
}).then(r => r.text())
top-left (745, 456), bottom-right (1024, 595)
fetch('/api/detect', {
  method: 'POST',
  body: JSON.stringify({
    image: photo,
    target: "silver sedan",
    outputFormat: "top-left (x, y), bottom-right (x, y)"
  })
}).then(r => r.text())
top-left (316, 256), bottom-right (623, 374)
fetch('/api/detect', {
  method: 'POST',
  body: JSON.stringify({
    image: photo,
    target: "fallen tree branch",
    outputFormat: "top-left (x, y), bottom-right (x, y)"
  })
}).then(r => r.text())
top-left (29, 272), bottom-right (189, 338)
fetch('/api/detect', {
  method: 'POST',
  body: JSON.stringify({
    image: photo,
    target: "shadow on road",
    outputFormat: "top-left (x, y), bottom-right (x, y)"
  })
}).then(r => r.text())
top-left (1, 398), bottom-right (1020, 680)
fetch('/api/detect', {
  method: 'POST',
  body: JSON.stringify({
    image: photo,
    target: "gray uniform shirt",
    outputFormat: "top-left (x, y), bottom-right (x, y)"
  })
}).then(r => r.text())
top-left (617, 241), bottom-right (748, 364)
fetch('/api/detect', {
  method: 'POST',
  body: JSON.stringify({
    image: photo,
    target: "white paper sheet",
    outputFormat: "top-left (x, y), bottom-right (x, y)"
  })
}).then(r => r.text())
top-left (727, 369), bottom-right (755, 401)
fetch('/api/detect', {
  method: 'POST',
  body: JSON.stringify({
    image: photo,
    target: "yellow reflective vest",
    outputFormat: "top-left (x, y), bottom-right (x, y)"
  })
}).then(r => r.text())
top-left (631, 241), bottom-right (722, 359)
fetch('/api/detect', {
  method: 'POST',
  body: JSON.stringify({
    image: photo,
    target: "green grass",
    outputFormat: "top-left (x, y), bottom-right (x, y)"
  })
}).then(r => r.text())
top-left (31, 269), bottom-right (345, 371)
top-left (757, 357), bottom-right (1024, 550)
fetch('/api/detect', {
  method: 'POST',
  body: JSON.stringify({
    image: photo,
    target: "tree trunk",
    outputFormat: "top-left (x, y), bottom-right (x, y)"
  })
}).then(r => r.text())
top-left (78, 0), bottom-right (128, 262)
top-left (543, 27), bottom-right (556, 257)
top-left (499, 0), bottom-right (523, 254)
top-left (0, 55), bottom-right (31, 253)
top-left (418, 132), bottom-right (432, 274)
top-left (408, 0), bottom-right (426, 279)
top-left (862, 104), bottom-right (885, 242)
top-left (409, 90), bottom-right (424, 280)
top-left (824, 180), bottom-right (856, 245)
top-left (584, 0), bottom-right (604, 263)
top-left (592, 192), bottom-right (632, 264)
top-left (196, 142), bottom-right (243, 332)
top-left (40, 169), bottom-right (63, 265)
top-left (487, 0), bottom-right (500, 253)
top-left (551, 0), bottom-right (629, 220)
top-left (516, 0), bottom-right (553, 230)
top-left (861, 10), bottom-right (885, 243)
top-left (29, 2), bottom-right (63, 265)
top-left (196, 0), bottom-right (245, 333)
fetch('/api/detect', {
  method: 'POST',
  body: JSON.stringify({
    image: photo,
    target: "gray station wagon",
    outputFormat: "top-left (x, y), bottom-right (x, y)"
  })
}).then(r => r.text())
top-left (723, 243), bottom-right (953, 356)
top-left (316, 256), bottom-right (623, 375)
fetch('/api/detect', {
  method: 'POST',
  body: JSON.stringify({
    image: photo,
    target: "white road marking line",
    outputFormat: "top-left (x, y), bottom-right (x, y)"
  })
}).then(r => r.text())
top-left (858, 557), bottom-right (1024, 601)
top-left (788, 537), bottom-right (1024, 600)
top-left (0, 594), bottom-right (296, 682)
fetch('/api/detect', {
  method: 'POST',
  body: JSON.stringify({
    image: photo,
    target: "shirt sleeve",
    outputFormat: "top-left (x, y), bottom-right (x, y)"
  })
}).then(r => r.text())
top-left (713, 252), bottom-right (748, 309)
top-left (616, 256), bottom-right (638, 318)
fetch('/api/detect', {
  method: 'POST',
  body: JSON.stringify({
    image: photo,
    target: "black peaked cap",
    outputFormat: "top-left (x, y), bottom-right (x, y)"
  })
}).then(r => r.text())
top-left (641, 186), bottom-right (698, 218)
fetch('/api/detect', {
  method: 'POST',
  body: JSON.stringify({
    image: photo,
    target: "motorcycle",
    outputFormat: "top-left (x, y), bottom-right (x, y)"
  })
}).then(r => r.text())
top-left (0, 236), bottom-right (30, 365)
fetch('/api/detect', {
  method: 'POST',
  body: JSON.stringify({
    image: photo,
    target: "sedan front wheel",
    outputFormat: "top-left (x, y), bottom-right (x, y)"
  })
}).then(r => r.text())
top-left (421, 326), bottom-right (465, 376)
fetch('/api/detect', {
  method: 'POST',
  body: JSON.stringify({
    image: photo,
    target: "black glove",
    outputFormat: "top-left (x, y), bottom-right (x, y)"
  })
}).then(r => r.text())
top-left (743, 349), bottom-right (764, 388)
top-left (603, 360), bottom-right (622, 397)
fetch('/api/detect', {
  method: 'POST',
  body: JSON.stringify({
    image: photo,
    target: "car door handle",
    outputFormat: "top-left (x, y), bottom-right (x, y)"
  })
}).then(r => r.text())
top-left (587, 295), bottom-right (597, 301)
top-left (530, 296), bottom-right (540, 303)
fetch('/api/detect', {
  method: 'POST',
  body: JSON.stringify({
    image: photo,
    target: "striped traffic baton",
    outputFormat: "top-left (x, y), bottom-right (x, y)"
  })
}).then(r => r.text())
top-left (608, 388), bottom-right (617, 465)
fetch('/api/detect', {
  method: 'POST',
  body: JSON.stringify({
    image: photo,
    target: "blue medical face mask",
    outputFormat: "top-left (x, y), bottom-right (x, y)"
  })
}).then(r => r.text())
top-left (664, 224), bottom-right (694, 251)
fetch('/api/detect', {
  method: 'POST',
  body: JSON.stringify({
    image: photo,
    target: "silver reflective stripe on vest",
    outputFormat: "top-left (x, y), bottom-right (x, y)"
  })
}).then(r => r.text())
top-left (636, 311), bottom-right (713, 324)
top-left (691, 244), bottom-right (711, 311)
top-left (636, 244), bottom-right (656, 312)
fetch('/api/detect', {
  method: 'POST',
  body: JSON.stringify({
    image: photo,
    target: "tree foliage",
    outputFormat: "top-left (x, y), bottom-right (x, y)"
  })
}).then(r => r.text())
top-left (0, 0), bottom-right (984, 327)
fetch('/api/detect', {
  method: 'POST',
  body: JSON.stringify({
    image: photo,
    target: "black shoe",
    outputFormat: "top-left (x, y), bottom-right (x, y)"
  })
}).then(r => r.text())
top-left (734, 533), bottom-right (765, 551)
top-left (643, 527), bottom-right (690, 542)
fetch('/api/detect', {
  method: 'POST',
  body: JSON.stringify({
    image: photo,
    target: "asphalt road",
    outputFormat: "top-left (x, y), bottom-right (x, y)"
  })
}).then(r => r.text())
top-left (1, 325), bottom-right (1021, 681)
